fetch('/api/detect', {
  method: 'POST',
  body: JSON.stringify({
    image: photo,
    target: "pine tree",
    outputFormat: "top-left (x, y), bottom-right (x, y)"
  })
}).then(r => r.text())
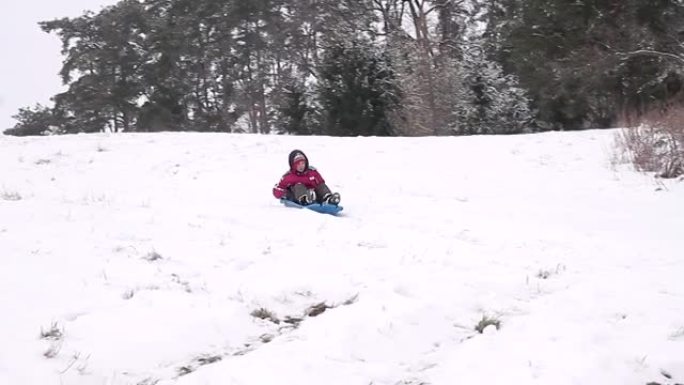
top-left (39, 0), bottom-right (148, 133)
top-left (275, 79), bottom-right (318, 135)
top-left (4, 105), bottom-right (58, 136)
top-left (318, 39), bottom-right (398, 136)
top-left (486, 0), bottom-right (684, 129)
top-left (458, 46), bottom-right (534, 135)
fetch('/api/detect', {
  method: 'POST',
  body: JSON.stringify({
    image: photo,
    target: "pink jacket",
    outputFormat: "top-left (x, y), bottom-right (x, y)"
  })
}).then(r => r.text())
top-left (272, 167), bottom-right (325, 199)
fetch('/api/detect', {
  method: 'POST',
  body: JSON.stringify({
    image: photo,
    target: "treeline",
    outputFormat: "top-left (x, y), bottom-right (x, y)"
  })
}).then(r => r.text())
top-left (5, 0), bottom-right (684, 136)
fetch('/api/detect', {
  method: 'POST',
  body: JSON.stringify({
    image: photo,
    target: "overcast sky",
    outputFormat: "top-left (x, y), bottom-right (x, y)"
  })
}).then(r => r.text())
top-left (0, 1), bottom-right (118, 130)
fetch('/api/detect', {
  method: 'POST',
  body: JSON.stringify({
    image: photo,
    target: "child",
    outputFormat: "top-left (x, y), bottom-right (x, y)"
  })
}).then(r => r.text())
top-left (272, 149), bottom-right (341, 205)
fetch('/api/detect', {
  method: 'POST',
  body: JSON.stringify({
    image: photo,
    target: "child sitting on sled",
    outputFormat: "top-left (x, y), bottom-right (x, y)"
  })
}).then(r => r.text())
top-left (272, 150), bottom-right (341, 205)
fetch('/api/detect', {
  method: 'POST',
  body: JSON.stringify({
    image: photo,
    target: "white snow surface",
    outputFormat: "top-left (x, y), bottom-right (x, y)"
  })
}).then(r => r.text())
top-left (0, 130), bottom-right (683, 385)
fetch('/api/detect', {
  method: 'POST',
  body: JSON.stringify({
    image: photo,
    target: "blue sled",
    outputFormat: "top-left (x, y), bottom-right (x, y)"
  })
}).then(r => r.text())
top-left (280, 199), bottom-right (343, 215)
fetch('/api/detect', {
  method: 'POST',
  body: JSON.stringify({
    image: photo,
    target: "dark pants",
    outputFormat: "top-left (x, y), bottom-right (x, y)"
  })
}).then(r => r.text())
top-left (287, 183), bottom-right (332, 204)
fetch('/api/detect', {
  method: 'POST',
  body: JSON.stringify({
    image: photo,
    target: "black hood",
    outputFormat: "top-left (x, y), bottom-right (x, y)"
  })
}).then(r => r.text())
top-left (288, 149), bottom-right (309, 171)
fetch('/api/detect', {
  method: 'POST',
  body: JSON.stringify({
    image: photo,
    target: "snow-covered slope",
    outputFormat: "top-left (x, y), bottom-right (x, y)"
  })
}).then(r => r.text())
top-left (1, 130), bottom-right (682, 385)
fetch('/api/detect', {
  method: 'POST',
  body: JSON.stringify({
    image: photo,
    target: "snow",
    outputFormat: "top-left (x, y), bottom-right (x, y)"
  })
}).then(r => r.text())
top-left (0, 130), bottom-right (683, 385)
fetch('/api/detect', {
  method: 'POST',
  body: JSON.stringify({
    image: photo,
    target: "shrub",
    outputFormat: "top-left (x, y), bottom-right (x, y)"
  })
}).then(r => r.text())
top-left (616, 105), bottom-right (684, 178)
top-left (475, 315), bottom-right (501, 334)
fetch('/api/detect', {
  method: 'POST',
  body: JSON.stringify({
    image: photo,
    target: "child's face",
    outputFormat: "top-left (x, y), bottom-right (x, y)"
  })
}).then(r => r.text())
top-left (295, 160), bottom-right (306, 172)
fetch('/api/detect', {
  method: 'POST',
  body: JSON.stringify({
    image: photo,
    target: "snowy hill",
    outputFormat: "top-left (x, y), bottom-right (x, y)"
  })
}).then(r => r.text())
top-left (1, 130), bottom-right (683, 385)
